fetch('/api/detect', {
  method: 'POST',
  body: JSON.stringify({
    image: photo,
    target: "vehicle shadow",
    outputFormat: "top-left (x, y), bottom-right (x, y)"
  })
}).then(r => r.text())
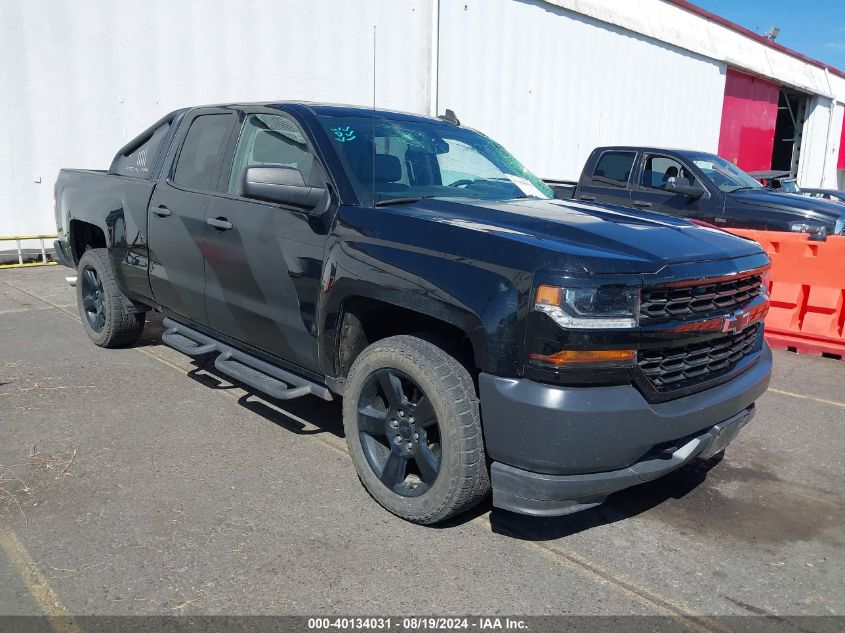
top-left (137, 314), bottom-right (345, 438)
top-left (176, 354), bottom-right (498, 528)
top-left (133, 312), bottom-right (169, 348)
top-left (185, 355), bottom-right (346, 439)
top-left (135, 315), bottom-right (720, 535)
top-left (489, 454), bottom-right (724, 540)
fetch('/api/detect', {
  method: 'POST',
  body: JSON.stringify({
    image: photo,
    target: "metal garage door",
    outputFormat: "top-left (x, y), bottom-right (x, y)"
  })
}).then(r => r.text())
top-left (718, 68), bottom-right (779, 172)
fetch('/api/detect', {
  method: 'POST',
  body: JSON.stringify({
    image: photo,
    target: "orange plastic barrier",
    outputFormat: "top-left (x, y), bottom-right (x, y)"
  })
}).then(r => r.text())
top-left (726, 229), bottom-right (845, 359)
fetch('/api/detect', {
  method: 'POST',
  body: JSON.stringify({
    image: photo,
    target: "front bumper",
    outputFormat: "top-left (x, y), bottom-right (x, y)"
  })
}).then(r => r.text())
top-left (479, 344), bottom-right (772, 516)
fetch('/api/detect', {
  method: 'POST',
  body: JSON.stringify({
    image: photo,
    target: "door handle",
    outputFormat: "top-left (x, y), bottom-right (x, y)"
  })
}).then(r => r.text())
top-left (633, 200), bottom-right (652, 208)
top-left (579, 195), bottom-right (595, 201)
top-left (206, 217), bottom-right (233, 231)
top-left (153, 205), bottom-right (172, 217)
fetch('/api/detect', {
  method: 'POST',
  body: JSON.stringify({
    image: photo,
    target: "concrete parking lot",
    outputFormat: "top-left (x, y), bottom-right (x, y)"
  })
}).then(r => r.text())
top-left (1, 266), bottom-right (843, 624)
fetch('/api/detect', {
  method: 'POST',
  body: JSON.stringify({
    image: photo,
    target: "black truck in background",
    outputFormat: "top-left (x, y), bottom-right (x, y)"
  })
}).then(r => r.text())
top-left (55, 103), bottom-right (772, 523)
top-left (546, 147), bottom-right (845, 237)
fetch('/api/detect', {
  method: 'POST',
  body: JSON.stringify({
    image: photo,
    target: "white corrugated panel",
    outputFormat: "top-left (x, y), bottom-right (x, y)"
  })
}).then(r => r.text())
top-left (437, 0), bottom-right (727, 180)
top-left (797, 97), bottom-right (836, 188)
top-left (543, 0), bottom-right (845, 103)
top-left (820, 102), bottom-right (844, 189)
top-left (0, 0), bottom-right (432, 237)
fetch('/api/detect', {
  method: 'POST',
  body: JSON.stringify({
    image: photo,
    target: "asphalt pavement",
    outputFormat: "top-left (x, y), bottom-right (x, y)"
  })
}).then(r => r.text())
top-left (1, 266), bottom-right (843, 625)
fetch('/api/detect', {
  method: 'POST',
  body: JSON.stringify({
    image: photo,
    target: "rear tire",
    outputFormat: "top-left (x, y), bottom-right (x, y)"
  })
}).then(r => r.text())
top-left (76, 248), bottom-right (145, 347)
top-left (343, 335), bottom-right (490, 524)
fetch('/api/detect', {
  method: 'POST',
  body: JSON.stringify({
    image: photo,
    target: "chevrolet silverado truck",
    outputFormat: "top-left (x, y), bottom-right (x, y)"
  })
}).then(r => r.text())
top-left (54, 103), bottom-right (772, 523)
top-left (546, 146), bottom-right (845, 237)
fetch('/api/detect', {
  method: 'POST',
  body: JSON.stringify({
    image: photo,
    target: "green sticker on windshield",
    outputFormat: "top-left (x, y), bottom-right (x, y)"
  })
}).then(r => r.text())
top-left (330, 126), bottom-right (357, 142)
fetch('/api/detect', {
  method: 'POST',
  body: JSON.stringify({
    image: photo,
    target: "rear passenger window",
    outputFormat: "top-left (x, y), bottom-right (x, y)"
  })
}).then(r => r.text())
top-left (111, 122), bottom-right (170, 178)
top-left (591, 151), bottom-right (635, 188)
top-left (173, 114), bottom-right (234, 191)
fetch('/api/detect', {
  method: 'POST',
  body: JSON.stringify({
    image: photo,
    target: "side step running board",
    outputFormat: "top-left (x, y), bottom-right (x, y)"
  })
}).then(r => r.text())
top-left (161, 318), bottom-right (332, 401)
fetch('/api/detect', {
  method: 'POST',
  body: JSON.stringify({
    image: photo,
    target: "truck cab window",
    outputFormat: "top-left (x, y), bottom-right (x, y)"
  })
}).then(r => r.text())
top-left (172, 114), bottom-right (233, 191)
top-left (640, 155), bottom-right (696, 190)
top-left (591, 151), bottom-right (635, 188)
top-left (111, 122), bottom-right (170, 178)
top-left (228, 114), bottom-right (323, 195)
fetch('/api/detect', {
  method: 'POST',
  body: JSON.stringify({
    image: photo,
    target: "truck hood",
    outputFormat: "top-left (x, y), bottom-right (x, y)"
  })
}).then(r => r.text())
top-left (402, 197), bottom-right (764, 275)
top-left (731, 189), bottom-right (845, 222)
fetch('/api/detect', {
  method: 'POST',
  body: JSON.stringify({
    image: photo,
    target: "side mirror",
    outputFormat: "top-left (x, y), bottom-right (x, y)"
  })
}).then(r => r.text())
top-left (665, 176), bottom-right (705, 198)
top-left (242, 166), bottom-right (325, 210)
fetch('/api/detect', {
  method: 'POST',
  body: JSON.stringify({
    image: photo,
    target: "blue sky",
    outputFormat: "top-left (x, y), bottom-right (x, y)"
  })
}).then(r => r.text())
top-left (692, 0), bottom-right (845, 71)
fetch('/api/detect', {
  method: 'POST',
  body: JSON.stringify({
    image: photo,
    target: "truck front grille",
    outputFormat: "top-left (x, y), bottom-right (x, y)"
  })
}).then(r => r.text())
top-left (640, 273), bottom-right (763, 322)
top-left (637, 324), bottom-right (761, 392)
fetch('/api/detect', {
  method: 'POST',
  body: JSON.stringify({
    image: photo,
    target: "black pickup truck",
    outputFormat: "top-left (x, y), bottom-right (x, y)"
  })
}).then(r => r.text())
top-left (54, 103), bottom-right (772, 523)
top-left (547, 146), bottom-right (845, 237)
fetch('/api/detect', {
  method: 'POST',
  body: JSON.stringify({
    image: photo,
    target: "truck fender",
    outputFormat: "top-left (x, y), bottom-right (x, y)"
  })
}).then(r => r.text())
top-left (318, 240), bottom-right (525, 377)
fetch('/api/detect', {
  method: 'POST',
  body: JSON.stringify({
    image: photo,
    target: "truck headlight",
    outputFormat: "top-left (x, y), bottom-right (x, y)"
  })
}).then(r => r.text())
top-left (534, 284), bottom-right (640, 329)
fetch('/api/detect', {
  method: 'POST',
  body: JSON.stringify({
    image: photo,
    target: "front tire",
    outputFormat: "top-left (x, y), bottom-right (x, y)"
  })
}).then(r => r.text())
top-left (343, 335), bottom-right (490, 524)
top-left (76, 248), bottom-right (145, 347)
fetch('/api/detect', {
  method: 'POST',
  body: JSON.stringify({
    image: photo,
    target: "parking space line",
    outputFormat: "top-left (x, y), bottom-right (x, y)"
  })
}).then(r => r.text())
top-left (0, 525), bottom-right (82, 633)
top-left (1, 280), bottom-right (80, 321)
top-left (476, 520), bottom-right (729, 633)
top-left (768, 387), bottom-right (845, 410)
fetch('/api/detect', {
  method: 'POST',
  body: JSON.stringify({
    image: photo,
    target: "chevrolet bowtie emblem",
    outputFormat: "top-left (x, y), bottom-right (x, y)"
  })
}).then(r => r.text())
top-left (722, 308), bottom-right (754, 334)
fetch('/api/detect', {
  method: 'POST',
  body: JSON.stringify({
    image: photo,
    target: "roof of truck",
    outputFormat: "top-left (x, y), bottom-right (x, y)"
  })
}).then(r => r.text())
top-left (593, 146), bottom-right (716, 157)
top-left (185, 101), bottom-right (447, 125)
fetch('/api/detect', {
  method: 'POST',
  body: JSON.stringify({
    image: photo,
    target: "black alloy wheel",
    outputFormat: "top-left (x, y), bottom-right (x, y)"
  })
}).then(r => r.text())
top-left (80, 265), bottom-right (106, 332)
top-left (342, 334), bottom-right (490, 524)
top-left (357, 368), bottom-right (442, 496)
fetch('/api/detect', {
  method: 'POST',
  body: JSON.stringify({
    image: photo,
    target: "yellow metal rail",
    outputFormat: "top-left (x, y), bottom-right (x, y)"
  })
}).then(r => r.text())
top-left (0, 235), bottom-right (59, 269)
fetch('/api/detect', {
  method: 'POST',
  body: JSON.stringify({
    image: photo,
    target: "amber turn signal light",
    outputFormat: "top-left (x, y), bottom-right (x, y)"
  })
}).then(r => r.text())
top-left (529, 349), bottom-right (635, 366)
top-left (535, 284), bottom-right (563, 306)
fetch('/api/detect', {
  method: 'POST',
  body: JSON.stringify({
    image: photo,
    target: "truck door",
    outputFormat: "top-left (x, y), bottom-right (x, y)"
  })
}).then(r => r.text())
top-left (575, 150), bottom-right (635, 207)
top-left (148, 109), bottom-right (237, 325)
top-left (631, 154), bottom-right (715, 223)
top-left (202, 111), bottom-right (328, 373)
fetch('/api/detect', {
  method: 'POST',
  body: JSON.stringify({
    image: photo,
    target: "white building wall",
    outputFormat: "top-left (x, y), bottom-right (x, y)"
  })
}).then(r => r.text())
top-left (437, 0), bottom-right (728, 180)
top-left (822, 102), bottom-right (845, 189)
top-left (541, 0), bottom-right (845, 103)
top-left (0, 0), bottom-right (433, 240)
top-left (2, 0), bottom-right (844, 240)
top-left (519, 0), bottom-right (845, 189)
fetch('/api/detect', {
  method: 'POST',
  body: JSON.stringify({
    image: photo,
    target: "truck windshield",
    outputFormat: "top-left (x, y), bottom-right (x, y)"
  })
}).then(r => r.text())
top-left (318, 115), bottom-right (553, 206)
top-left (688, 153), bottom-right (763, 193)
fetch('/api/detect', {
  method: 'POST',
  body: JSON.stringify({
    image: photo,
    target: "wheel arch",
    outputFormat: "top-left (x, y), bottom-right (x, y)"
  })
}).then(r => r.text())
top-left (68, 219), bottom-right (108, 264)
top-left (328, 288), bottom-right (488, 381)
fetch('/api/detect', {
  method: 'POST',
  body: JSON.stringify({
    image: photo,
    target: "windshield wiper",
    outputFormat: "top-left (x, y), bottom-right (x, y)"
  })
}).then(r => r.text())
top-left (730, 186), bottom-right (760, 193)
top-left (375, 196), bottom-right (431, 207)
